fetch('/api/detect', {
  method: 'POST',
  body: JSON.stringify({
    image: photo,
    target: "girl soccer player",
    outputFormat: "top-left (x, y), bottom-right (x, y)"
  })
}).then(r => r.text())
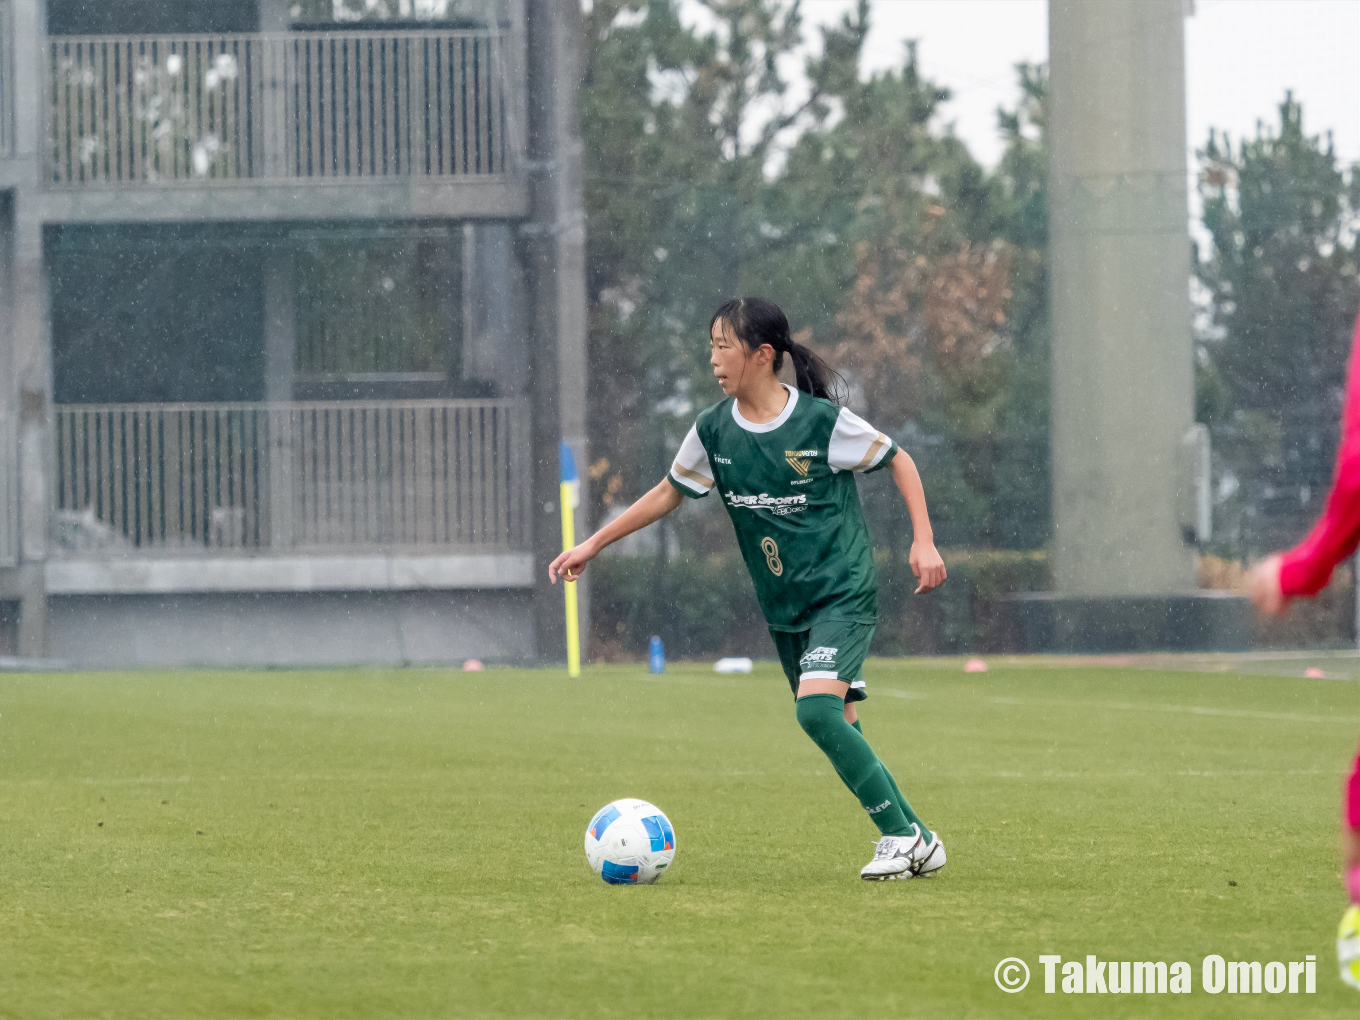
top-left (1248, 309), bottom-right (1360, 985)
top-left (549, 297), bottom-right (948, 880)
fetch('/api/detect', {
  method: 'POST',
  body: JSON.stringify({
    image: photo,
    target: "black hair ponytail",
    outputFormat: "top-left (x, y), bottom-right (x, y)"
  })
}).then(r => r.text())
top-left (709, 297), bottom-right (845, 403)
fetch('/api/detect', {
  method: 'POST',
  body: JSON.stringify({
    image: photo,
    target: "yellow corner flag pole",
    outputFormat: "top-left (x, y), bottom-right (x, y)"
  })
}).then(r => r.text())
top-left (559, 442), bottom-right (581, 678)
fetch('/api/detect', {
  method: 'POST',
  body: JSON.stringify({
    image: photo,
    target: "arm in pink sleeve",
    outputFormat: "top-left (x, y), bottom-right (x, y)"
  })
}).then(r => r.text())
top-left (1278, 313), bottom-right (1360, 597)
top-left (1278, 449), bottom-right (1360, 596)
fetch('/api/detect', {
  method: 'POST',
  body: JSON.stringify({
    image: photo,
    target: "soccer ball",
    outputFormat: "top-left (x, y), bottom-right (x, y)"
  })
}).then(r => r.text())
top-left (584, 798), bottom-right (676, 885)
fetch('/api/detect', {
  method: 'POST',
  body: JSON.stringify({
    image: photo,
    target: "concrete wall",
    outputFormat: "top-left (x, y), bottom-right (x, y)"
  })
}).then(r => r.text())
top-left (48, 588), bottom-right (535, 667)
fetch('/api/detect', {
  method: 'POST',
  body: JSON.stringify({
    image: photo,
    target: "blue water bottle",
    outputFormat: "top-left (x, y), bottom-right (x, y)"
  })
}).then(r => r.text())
top-left (648, 635), bottom-right (665, 674)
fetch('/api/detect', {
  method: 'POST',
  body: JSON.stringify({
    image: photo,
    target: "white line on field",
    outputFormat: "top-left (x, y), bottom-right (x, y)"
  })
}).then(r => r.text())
top-left (876, 687), bottom-right (1348, 723)
top-left (984, 695), bottom-right (1350, 725)
top-left (982, 767), bottom-right (1344, 779)
top-left (1175, 768), bottom-right (1342, 776)
top-left (2, 775), bottom-right (197, 785)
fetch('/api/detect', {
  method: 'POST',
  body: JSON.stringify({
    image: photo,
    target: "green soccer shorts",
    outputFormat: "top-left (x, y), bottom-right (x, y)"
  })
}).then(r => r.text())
top-left (771, 620), bottom-right (876, 703)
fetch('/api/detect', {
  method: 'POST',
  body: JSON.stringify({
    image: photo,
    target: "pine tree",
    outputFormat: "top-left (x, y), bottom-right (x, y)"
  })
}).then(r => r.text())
top-left (1197, 94), bottom-right (1360, 554)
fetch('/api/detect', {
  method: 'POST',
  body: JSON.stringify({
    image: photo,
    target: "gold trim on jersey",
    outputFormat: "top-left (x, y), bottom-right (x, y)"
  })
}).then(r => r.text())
top-left (671, 464), bottom-right (714, 490)
top-left (854, 433), bottom-right (889, 471)
top-left (785, 454), bottom-right (811, 477)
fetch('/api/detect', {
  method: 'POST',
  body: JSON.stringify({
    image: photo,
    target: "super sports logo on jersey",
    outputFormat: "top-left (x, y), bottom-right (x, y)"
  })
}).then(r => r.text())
top-left (723, 492), bottom-right (808, 516)
top-left (799, 646), bottom-right (839, 668)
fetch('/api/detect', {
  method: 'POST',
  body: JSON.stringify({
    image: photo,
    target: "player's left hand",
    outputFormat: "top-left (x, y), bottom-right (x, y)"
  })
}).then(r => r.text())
top-left (909, 541), bottom-right (947, 594)
top-left (1247, 553), bottom-right (1288, 617)
top-left (549, 541), bottom-right (597, 584)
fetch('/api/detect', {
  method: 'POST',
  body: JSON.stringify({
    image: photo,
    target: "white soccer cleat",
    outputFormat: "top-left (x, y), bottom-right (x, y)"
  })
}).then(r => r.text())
top-left (860, 833), bottom-right (921, 880)
top-left (913, 831), bottom-right (946, 876)
top-left (859, 829), bottom-right (946, 881)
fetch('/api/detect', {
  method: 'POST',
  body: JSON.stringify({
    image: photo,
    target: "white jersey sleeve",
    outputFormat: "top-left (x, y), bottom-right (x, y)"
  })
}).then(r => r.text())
top-left (827, 407), bottom-right (898, 473)
top-left (668, 425), bottom-right (716, 497)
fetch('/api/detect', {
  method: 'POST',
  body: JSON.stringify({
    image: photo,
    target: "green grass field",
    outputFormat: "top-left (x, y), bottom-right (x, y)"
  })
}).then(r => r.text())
top-left (3, 658), bottom-right (1360, 1018)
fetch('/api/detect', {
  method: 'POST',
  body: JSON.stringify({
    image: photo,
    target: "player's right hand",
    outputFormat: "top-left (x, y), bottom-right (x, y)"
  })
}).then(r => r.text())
top-left (1246, 553), bottom-right (1287, 617)
top-left (909, 540), bottom-right (947, 594)
top-left (549, 543), bottom-right (595, 584)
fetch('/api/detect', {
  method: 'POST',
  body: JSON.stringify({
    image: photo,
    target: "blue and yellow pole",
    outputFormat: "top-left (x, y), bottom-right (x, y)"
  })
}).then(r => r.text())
top-left (559, 441), bottom-right (581, 678)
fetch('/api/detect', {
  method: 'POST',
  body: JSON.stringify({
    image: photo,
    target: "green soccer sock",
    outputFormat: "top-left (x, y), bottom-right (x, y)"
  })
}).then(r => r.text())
top-left (795, 694), bottom-right (913, 837)
top-left (850, 718), bottom-right (929, 842)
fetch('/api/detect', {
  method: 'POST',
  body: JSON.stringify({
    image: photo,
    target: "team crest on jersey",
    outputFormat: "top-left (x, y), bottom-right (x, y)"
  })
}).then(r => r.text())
top-left (785, 449), bottom-right (817, 477)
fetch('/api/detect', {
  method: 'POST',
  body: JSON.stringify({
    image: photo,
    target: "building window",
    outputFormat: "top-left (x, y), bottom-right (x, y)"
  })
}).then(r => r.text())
top-left (47, 0), bottom-right (260, 35)
top-left (294, 232), bottom-right (461, 383)
top-left (290, 0), bottom-right (493, 27)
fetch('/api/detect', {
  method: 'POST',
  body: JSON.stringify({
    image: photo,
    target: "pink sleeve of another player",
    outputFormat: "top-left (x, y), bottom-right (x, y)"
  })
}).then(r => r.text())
top-left (1278, 313), bottom-right (1360, 597)
top-left (1348, 752), bottom-right (1360, 832)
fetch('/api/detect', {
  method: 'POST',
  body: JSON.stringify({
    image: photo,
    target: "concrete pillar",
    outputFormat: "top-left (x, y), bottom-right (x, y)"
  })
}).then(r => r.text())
top-left (3, 0), bottom-right (50, 656)
top-left (264, 245), bottom-right (296, 548)
top-left (264, 246), bottom-right (295, 402)
top-left (11, 0), bottom-right (44, 165)
top-left (0, 196), bottom-right (17, 581)
top-left (258, 0), bottom-right (290, 32)
top-left (524, 0), bottom-right (589, 664)
top-left (12, 205), bottom-right (49, 657)
top-left (463, 223), bottom-right (531, 397)
top-left (1048, 0), bottom-right (1196, 596)
top-left (0, 193), bottom-right (12, 441)
top-left (0, 200), bottom-right (38, 647)
top-left (463, 223), bottom-right (476, 382)
top-left (258, 0), bottom-right (290, 179)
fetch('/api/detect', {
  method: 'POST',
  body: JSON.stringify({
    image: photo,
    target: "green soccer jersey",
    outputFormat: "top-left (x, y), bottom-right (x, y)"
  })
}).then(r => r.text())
top-left (667, 384), bottom-right (899, 632)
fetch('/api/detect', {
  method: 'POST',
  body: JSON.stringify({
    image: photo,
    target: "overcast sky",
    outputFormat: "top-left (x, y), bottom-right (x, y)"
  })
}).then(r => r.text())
top-left (800, 0), bottom-right (1360, 171)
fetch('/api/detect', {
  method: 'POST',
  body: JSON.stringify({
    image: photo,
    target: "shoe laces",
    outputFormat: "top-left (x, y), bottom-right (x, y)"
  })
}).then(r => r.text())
top-left (871, 837), bottom-right (902, 861)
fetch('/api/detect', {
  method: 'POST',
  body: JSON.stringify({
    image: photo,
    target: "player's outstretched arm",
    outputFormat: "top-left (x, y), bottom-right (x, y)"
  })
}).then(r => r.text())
top-left (1249, 454), bottom-right (1360, 616)
top-left (548, 480), bottom-right (683, 584)
top-left (1249, 313), bottom-right (1360, 616)
top-left (888, 451), bottom-right (947, 594)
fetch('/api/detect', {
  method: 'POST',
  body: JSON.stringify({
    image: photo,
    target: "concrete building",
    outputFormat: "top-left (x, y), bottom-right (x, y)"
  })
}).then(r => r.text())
top-left (0, 0), bottom-right (588, 666)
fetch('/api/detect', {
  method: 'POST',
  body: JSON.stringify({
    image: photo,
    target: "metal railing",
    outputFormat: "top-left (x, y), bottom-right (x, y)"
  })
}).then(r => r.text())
top-left (53, 400), bottom-right (529, 554)
top-left (46, 29), bottom-right (516, 186)
top-left (0, 0), bottom-right (13, 159)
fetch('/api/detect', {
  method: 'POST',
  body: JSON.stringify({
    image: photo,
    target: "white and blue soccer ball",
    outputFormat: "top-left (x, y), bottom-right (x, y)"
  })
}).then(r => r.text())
top-left (584, 798), bottom-right (676, 885)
